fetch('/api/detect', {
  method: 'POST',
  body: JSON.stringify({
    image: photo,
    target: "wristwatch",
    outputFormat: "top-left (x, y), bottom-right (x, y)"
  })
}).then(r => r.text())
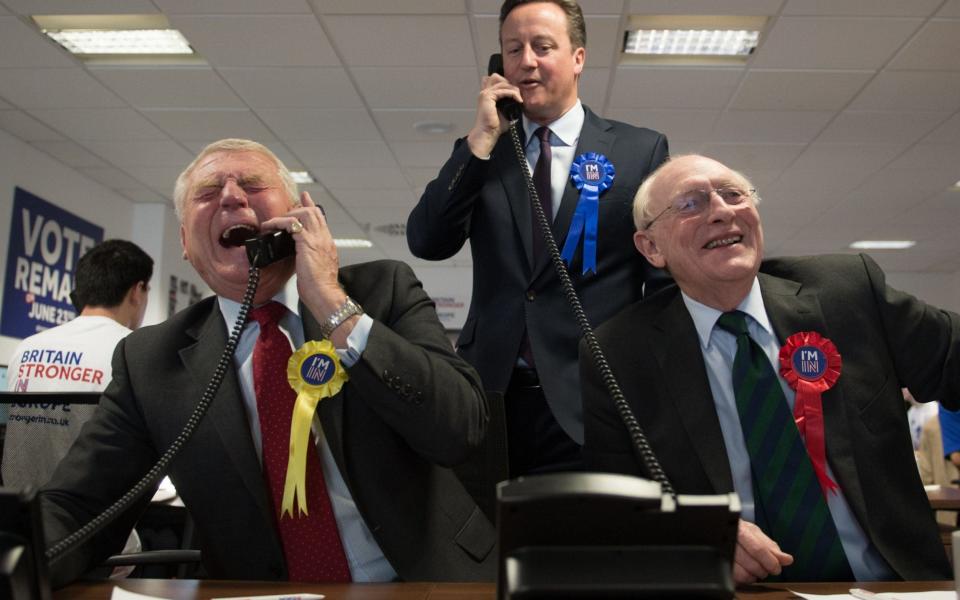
top-left (320, 296), bottom-right (363, 339)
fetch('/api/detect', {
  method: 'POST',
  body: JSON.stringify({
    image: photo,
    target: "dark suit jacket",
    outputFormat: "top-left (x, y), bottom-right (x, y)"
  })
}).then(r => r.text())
top-left (582, 254), bottom-right (960, 580)
top-left (41, 260), bottom-right (496, 586)
top-left (408, 105), bottom-right (668, 444)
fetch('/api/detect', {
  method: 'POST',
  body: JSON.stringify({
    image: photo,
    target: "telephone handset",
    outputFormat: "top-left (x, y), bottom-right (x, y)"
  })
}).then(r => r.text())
top-left (245, 229), bottom-right (295, 268)
top-left (487, 53), bottom-right (523, 122)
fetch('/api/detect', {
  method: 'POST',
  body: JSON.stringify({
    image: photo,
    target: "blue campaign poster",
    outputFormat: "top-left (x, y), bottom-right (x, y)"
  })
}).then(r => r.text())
top-left (1, 187), bottom-right (103, 339)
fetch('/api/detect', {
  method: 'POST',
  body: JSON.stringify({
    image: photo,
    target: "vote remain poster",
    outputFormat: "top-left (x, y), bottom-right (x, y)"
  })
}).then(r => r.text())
top-left (2, 187), bottom-right (103, 339)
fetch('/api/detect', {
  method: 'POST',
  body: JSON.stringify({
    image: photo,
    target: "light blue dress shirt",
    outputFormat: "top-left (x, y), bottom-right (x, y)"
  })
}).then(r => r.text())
top-left (681, 278), bottom-right (894, 581)
top-left (522, 100), bottom-right (585, 219)
top-left (218, 276), bottom-right (397, 582)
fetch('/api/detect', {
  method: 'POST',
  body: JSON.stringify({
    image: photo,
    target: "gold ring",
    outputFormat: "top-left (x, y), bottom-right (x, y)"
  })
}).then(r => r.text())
top-left (290, 219), bottom-right (304, 234)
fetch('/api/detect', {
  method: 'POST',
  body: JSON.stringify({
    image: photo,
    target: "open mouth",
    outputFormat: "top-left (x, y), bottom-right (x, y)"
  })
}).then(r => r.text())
top-left (219, 224), bottom-right (259, 248)
top-left (704, 235), bottom-right (742, 250)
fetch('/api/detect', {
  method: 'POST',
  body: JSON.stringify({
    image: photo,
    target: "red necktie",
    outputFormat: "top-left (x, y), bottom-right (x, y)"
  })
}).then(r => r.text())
top-left (249, 301), bottom-right (352, 582)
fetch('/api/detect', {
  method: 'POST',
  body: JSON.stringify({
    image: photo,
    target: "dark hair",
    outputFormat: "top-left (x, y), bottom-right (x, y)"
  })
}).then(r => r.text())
top-left (499, 0), bottom-right (586, 49)
top-left (71, 239), bottom-right (153, 311)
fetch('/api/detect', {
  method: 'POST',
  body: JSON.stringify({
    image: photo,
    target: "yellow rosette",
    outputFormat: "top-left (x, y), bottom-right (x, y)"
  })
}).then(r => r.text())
top-left (281, 340), bottom-right (348, 518)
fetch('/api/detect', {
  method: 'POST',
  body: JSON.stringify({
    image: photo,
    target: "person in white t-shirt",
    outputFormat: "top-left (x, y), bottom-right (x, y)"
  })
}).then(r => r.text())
top-left (3, 239), bottom-right (153, 488)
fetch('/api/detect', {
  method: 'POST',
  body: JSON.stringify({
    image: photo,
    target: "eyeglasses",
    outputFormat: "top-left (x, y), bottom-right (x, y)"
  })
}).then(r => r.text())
top-left (643, 187), bottom-right (757, 230)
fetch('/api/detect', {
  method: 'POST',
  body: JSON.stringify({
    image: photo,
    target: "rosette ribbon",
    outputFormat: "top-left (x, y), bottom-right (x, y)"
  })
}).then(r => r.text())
top-left (282, 340), bottom-right (348, 518)
top-left (778, 331), bottom-right (842, 495)
top-left (562, 152), bottom-right (615, 275)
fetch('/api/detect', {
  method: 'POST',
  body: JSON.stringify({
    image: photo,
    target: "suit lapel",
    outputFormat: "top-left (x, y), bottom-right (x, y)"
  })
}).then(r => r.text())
top-left (179, 305), bottom-right (274, 524)
top-left (651, 294), bottom-right (735, 493)
top-left (532, 108), bottom-right (614, 283)
top-left (759, 272), bottom-right (871, 530)
top-left (496, 126), bottom-right (536, 273)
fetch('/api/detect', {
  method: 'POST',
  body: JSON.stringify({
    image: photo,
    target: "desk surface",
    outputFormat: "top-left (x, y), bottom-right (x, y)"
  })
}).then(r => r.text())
top-left (55, 579), bottom-right (954, 599)
top-left (928, 485), bottom-right (960, 510)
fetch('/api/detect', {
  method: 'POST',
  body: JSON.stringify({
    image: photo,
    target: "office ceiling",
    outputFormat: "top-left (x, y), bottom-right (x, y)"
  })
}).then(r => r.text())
top-left (0, 0), bottom-right (958, 274)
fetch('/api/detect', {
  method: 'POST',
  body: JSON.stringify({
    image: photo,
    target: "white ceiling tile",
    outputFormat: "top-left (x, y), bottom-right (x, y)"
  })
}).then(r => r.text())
top-left (372, 109), bottom-right (474, 141)
top-left (849, 71), bottom-right (960, 112)
top-left (218, 67), bottom-right (362, 109)
top-left (155, 0), bottom-right (312, 13)
top-left (923, 112), bottom-right (960, 144)
top-left (730, 70), bottom-right (872, 111)
top-left (789, 142), bottom-right (905, 178)
top-left (352, 67), bottom-right (480, 108)
top-left (142, 109), bottom-right (276, 142)
top-left (30, 108), bottom-right (168, 140)
top-left (287, 140), bottom-right (399, 169)
top-left (2, 0), bottom-right (156, 13)
top-left (475, 0), bottom-right (624, 14)
top-left (584, 17), bottom-right (622, 68)
top-left (699, 143), bottom-right (805, 172)
top-left (91, 67), bottom-right (244, 109)
top-left (114, 186), bottom-right (171, 204)
top-left (327, 15), bottom-right (475, 66)
top-left (31, 140), bottom-right (110, 168)
top-left (816, 110), bottom-right (949, 144)
top-left (471, 15), bottom-right (500, 65)
top-left (603, 108), bottom-right (717, 141)
top-left (609, 67), bottom-right (743, 109)
top-left (782, 0), bottom-right (941, 17)
top-left (256, 109), bottom-right (381, 141)
top-left (169, 14), bottom-right (340, 67)
top-left (0, 110), bottom-right (63, 141)
top-left (888, 20), bottom-right (960, 71)
top-left (626, 0), bottom-right (782, 15)
top-left (886, 143), bottom-right (960, 172)
top-left (0, 68), bottom-right (124, 109)
top-left (389, 141), bottom-right (457, 168)
top-left (937, 0), bottom-right (960, 17)
top-left (78, 166), bottom-right (145, 190)
top-left (316, 167), bottom-right (410, 189)
top-left (82, 140), bottom-right (195, 167)
top-left (0, 17), bottom-right (74, 68)
top-left (123, 165), bottom-right (187, 191)
top-left (851, 166), bottom-right (958, 203)
top-left (712, 109), bottom-right (833, 143)
top-left (751, 17), bottom-right (922, 69)
top-left (315, 0), bottom-right (466, 13)
top-left (332, 189), bottom-right (417, 207)
top-left (0, 97), bottom-right (10, 108)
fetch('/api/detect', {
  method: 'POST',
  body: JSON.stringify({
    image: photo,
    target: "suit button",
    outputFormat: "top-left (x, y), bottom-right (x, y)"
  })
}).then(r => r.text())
top-left (526, 290), bottom-right (536, 301)
top-left (382, 369), bottom-right (391, 380)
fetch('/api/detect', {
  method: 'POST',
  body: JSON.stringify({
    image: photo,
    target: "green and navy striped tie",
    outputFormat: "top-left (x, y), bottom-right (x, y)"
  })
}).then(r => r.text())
top-left (716, 311), bottom-right (854, 581)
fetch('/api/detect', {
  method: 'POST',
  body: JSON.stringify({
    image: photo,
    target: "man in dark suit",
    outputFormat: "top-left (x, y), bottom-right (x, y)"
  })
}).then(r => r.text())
top-left (582, 154), bottom-right (958, 582)
top-left (407, 0), bottom-right (668, 478)
top-left (40, 139), bottom-right (495, 586)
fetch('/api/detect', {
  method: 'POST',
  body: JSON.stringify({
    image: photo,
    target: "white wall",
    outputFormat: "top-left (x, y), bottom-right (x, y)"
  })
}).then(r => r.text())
top-left (0, 129), bottom-right (210, 365)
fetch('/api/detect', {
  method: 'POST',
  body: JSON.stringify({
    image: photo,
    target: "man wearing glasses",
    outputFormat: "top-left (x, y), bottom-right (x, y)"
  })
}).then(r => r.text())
top-left (581, 154), bottom-right (957, 583)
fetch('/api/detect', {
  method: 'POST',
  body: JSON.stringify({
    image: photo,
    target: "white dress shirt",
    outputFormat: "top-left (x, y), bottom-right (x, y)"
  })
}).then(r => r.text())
top-left (522, 100), bottom-right (585, 219)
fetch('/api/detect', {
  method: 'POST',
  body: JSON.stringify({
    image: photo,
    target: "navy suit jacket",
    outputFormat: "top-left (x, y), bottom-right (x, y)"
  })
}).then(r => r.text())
top-left (582, 254), bottom-right (959, 580)
top-left (408, 105), bottom-right (668, 444)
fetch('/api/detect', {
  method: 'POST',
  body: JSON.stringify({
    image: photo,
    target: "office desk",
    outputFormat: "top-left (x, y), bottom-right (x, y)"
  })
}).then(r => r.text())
top-left (55, 579), bottom-right (954, 599)
top-left (929, 485), bottom-right (960, 511)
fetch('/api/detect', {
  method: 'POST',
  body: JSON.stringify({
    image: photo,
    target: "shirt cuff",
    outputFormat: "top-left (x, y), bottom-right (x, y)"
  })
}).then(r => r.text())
top-left (337, 313), bottom-right (373, 367)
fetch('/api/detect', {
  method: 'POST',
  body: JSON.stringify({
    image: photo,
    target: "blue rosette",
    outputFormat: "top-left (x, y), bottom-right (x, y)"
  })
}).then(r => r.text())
top-left (562, 152), bottom-right (615, 274)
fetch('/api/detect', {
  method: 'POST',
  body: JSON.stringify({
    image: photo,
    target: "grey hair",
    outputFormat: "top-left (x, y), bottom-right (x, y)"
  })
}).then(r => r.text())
top-left (173, 138), bottom-right (298, 220)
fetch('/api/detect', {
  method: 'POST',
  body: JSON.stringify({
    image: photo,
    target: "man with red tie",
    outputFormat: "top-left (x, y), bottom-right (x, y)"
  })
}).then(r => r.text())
top-left (40, 139), bottom-right (495, 586)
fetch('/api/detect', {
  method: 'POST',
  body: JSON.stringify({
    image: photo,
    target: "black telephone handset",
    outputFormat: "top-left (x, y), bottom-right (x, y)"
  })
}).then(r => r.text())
top-left (487, 53), bottom-right (523, 122)
top-left (245, 230), bottom-right (295, 268)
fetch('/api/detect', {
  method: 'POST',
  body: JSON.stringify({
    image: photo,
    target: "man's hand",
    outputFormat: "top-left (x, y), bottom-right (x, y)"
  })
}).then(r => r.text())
top-left (466, 73), bottom-right (523, 159)
top-left (734, 519), bottom-right (793, 584)
top-left (261, 191), bottom-right (358, 347)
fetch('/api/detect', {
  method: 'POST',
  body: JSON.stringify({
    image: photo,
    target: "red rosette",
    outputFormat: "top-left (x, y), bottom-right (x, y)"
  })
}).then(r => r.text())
top-left (778, 331), bottom-right (842, 495)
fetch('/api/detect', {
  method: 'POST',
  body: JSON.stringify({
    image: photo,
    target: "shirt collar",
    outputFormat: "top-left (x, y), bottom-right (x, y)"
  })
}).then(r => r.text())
top-left (523, 99), bottom-right (583, 149)
top-left (681, 277), bottom-right (773, 350)
top-left (218, 275), bottom-right (300, 326)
